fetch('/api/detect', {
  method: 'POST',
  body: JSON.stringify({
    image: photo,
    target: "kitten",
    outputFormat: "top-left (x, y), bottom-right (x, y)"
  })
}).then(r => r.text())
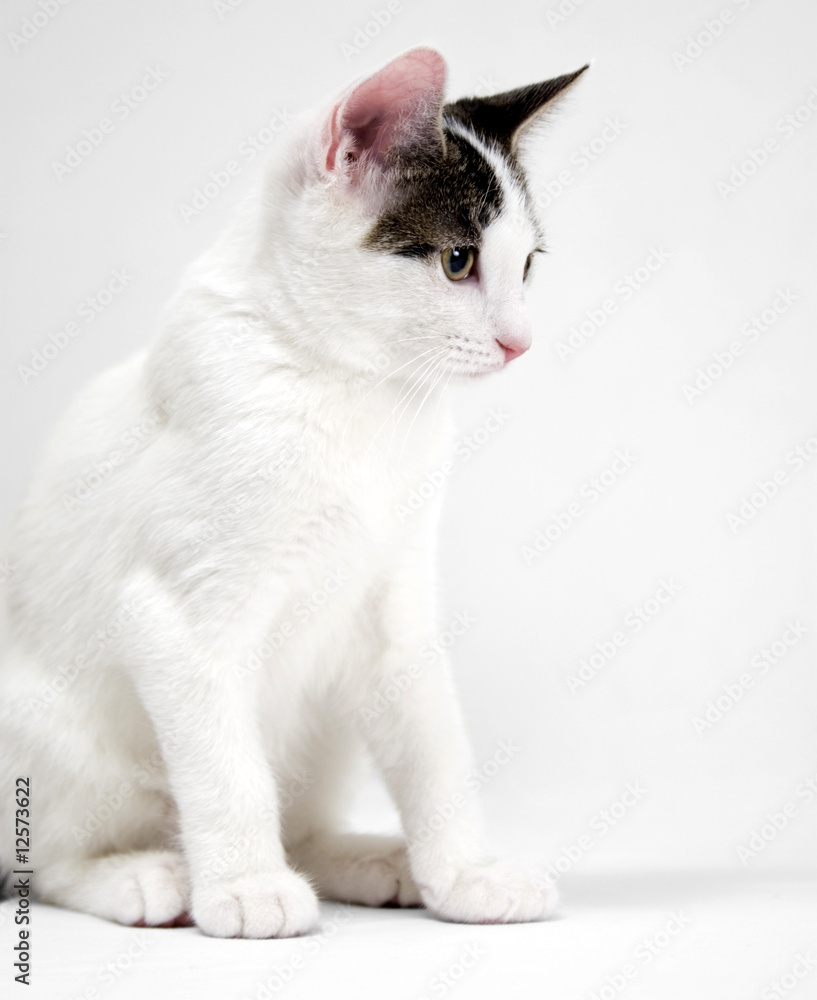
top-left (0, 48), bottom-right (586, 937)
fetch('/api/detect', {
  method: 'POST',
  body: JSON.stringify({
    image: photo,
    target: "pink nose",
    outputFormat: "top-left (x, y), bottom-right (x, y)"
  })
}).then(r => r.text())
top-left (497, 339), bottom-right (529, 363)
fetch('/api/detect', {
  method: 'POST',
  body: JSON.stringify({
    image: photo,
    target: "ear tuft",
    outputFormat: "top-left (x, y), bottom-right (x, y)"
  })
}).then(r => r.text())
top-left (325, 48), bottom-right (447, 174)
top-left (445, 65), bottom-right (589, 156)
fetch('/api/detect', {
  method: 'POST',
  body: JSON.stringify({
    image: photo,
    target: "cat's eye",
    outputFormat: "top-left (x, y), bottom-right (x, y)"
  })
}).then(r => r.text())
top-left (441, 247), bottom-right (476, 281)
top-left (524, 248), bottom-right (545, 281)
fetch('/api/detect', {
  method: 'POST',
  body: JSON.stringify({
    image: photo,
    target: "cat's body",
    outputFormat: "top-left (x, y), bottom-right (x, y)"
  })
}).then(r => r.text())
top-left (0, 49), bottom-right (586, 936)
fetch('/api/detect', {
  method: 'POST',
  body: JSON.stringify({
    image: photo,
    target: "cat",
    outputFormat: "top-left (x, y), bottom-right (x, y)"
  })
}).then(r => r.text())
top-left (0, 47), bottom-right (587, 937)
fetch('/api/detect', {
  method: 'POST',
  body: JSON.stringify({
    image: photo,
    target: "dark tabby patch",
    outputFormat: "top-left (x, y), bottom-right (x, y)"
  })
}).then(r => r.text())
top-left (363, 66), bottom-right (588, 261)
top-left (363, 126), bottom-right (504, 259)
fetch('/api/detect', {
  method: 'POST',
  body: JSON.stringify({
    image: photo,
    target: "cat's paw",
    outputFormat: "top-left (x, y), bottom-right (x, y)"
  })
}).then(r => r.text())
top-left (327, 842), bottom-right (422, 908)
top-left (192, 869), bottom-right (319, 938)
top-left (124, 856), bottom-right (193, 928)
top-left (289, 833), bottom-right (422, 908)
top-left (419, 860), bottom-right (558, 924)
top-left (100, 851), bottom-right (191, 928)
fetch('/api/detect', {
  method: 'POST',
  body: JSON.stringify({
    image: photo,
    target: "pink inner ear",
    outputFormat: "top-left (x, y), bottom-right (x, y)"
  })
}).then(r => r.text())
top-left (326, 48), bottom-right (446, 172)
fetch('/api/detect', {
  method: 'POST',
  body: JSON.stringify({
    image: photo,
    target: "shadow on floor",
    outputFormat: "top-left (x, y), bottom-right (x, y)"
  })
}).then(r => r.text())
top-left (555, 868), bottom-right (815, 910)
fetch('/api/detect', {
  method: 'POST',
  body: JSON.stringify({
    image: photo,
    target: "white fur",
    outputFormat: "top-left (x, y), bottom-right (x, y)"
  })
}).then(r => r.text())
top-left (0, 50), bottom-right (559, 936)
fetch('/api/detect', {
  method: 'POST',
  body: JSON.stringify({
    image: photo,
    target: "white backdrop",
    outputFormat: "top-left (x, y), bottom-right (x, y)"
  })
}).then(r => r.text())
top-left (1, 1), bottom-right (815, 996)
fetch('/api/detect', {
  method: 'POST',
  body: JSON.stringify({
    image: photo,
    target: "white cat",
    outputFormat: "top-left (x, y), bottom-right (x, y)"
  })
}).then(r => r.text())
top-left (0, 48), bottom-right (586, 937)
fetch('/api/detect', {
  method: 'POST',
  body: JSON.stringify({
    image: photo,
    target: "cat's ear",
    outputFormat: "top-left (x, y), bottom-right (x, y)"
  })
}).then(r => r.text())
top-left (323, 47), bottom-right (447, 177)
top-left (445, 65), bottom-right (589, 158)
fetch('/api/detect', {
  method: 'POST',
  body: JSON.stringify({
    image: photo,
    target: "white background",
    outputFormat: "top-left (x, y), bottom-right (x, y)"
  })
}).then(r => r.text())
top-left (1, 0), bottom-right (815, 997)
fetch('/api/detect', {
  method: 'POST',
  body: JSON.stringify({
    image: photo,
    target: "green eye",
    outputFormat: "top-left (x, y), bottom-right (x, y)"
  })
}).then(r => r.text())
top-left (441, 246), bottom-right (476, 281)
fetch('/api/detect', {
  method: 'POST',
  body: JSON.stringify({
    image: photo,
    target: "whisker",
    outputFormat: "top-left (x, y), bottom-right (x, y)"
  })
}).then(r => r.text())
top-left (430, 363), bottom-right (455, 431)
top-left (369, 347), bottom-right (449, 460)
top-left (384, 349), bottom-right (449, 459)
top-left (381, 335), bottom-right (438, 346)
top-left (341, 344), bottom-right (446, 449)
top-left (397, 354), bottom-right (450, 462)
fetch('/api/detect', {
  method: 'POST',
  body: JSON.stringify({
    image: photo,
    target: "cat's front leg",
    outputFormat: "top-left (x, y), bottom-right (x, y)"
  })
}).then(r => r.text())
top-left (122, 571), bottom-right (319, 938)
top-left (359, 542), bottom-right (557, 925)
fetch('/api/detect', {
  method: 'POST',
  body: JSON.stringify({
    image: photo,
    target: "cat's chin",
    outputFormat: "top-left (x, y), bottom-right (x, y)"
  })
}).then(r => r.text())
top-left (456, 365), bottom-right (507, 380)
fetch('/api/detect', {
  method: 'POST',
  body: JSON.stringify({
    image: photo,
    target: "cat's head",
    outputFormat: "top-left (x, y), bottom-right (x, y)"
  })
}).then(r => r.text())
top-left (261, 48), bottom-right (587, 381)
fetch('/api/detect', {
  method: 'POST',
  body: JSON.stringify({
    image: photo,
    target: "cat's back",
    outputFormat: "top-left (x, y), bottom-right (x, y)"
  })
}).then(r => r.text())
top-left (16, 349), bottom-right (153, 513)
top-left (7, 349), bottom-right (163, 646)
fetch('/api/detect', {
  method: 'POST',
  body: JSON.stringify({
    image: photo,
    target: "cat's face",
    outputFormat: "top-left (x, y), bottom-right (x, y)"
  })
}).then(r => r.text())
top-left (263, 49), bottom-right (586, 383)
